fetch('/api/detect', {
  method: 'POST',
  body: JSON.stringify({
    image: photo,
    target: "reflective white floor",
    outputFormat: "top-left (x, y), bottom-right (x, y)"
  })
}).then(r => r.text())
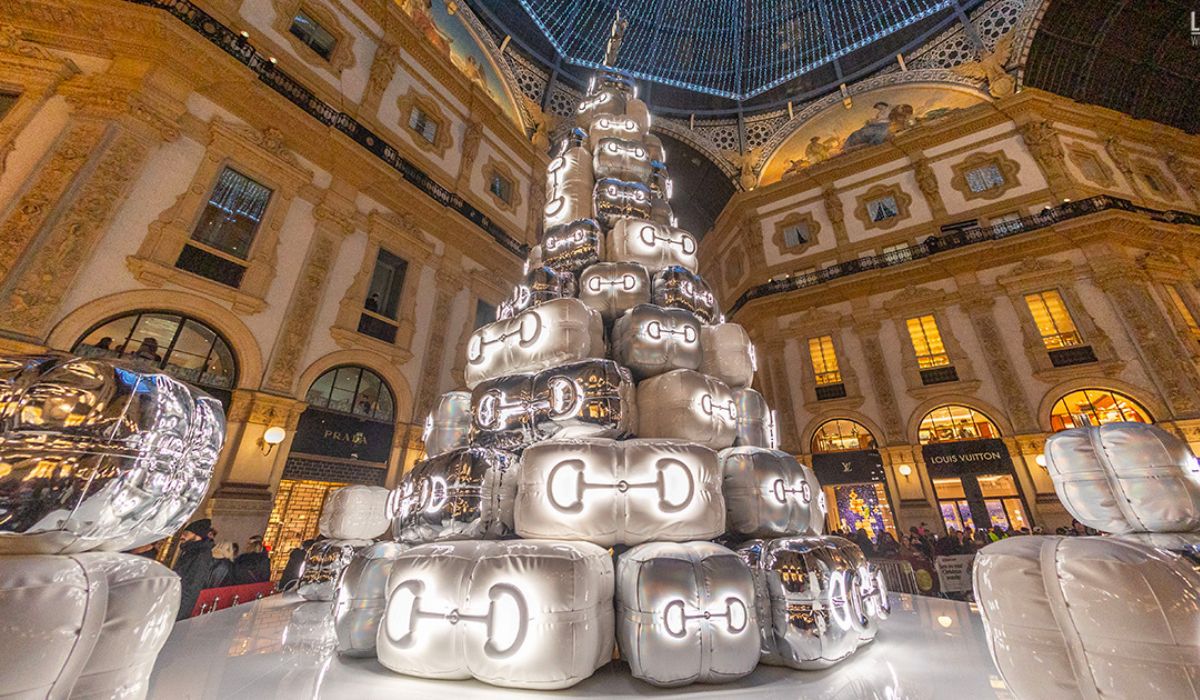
top-left (148, 593), bottom-right (1013, 699)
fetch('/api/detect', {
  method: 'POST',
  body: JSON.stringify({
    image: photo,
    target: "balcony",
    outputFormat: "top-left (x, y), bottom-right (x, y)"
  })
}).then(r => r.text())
top-left (920, 366), bottom-right (959, 385)
top-left (175, 243), bottom-right (246, 288)
top-left (1048, 345), bottom-right (1098, 367)
top-left (815, 383), bottom-right (848, 401)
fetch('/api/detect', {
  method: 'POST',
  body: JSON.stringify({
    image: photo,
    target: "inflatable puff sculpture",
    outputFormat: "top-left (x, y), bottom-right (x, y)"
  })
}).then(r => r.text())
top-left (974, 421), bottom-right (1200, 699)
top-left (328, 54), bottom-right (888, 690)
top-left (297, 484), bottom-right (391, 601)
top-left (0, 354), bottom-right (225, 699)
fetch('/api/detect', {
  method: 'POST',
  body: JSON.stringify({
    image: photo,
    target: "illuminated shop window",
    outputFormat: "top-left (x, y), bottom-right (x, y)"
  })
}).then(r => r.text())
top-left (264, 478), bottom-right (345, 579)
top-left (305, 366), bottom-right (395, 422)
top-left (965, 163), bottom-right (1006, 193)
top-left (934, 474), bottom-right (1028, 533)
top-left (918, 405), bottom-right (999, 444)
top-left (905, 315), bottom-right (950, 369)
top-left (73, 311), bottom-right (237, 393)
top-left (1024, 290), bottom-right (1082, 349)
top-left (1164, 285), bottom-right (1200, 340)
top-left (1049, 389), bottom-right (1151, 432)
top-left (824, 482), bottom-right (896, 539)
top-left (408, 107), bottom-right (439, 144)
top-left (807, 335), bottom-right (842, 386)
top-left (811, 419), bottom-right (877, 453)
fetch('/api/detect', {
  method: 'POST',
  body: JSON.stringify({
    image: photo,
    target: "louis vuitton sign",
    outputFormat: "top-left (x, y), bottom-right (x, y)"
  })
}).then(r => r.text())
top-left (811, 450), bottom-right (886, 485)
top-left (921, 439), bottom-right (1012, 477)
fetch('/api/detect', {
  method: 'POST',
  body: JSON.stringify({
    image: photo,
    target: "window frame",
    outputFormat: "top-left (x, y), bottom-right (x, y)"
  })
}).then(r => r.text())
top-left (906, 314), bottom-right (951, 369)
top-left (304, 365), bottom-right (396, 423)
top-left (807, 335), bottom-right (842, 386)
top-left (854, 183), bottom-right (913, 231)
top-left (187, 165), bottom-right (274, 263)
top-left (811, 419), bottom-right (877, 453)
top-left (397, 88), bottom-right (453, 159)
top-left (917, 404), bottom-right (1000, 444)
top-left (771, 211), bottom-right (821, 255)
top-left (1049, 388), bottom-right (1152, 432)
top-left (1024, 289), bottom-right (1084, 350)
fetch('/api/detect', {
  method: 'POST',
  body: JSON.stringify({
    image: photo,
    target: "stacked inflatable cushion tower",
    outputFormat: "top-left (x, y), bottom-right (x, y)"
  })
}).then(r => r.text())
top-left (332, 65), bottom-right (888, 691)
top-left (0, 355), bottom-right (225, 699)
top-left (974, 421), bottom-right (1200, 699)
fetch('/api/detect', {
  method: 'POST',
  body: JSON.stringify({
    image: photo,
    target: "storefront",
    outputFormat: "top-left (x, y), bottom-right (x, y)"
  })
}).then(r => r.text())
top-left (809, 419), bottom-right (896, 538)
top-left (264, 365), bottom-right (396, 576)
top-left (917, 405), bottom-right (1031, 534)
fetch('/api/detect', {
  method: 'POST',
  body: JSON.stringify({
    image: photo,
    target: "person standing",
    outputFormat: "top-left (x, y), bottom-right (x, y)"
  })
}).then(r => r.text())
top-left (233, 535), bottom-right (272, 585)
top-left (209, 542), bottom-right (236, 588)
top-left (174, 519), bottom-right (216, 621)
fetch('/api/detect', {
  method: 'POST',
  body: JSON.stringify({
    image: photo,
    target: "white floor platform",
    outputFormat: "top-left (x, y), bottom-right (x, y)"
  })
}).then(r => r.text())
top-left (148, 593), bottom-right (1012, 699)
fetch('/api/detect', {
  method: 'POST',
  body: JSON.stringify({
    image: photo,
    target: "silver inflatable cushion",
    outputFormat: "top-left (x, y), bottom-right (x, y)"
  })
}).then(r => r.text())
top-left (645, 132), bottom-right (666, 163)
top-left (737, 536), bottom-right (889, 670)
top-left (651, 265), bottom-right (719, 323)
top-left (540, 219), bottom-right (603, 276)
top-left (575, 87), bottom-right (628, 129)
top-left (0, 355), bottom-right (225, 555)
top-left (587, 114), bottom-right (645, 150)
top-left (616, 541), bottom-right (760, 687)
top-left (464, 298), bottom-right (604, 389)
top-left (377, 539), bottom-right (615, 690)
top-left (544, 147), bottom-right (594, 229)
top-left (1044, 421), bottom-right (1200, 533)
top-left (594, 178), bottom-right (653, 229)
top-left (719, 447), bottom-right (820, 537)
top-left (422, 391), bottom-right (471, 458)
top-left (700, 323), bottom-right (756, 391)
top-left (471, 359), bottom-right (636, 449)
top-left (974, 535), bottom-right (1200, 700)
top-left (733, 388), bottom-right (776, 448)
top-left (391, 446), bottom-right (518, 544)
top-left (498, 265), bottom-right (577, 320)
top-left (298, 539), bottom-right (370, 601)
top-left (516, 437), bottom-right (724, 546)
top-left (594, 137), bottom-right (652, 183)
top-left (611, 304), bottom-right (702, 380)
top-left (577, 261), bottom-right (651, 322)
top-left (648, 161), bottom-right (671, 200)
top-left (636, 369), bottom-right (737, 450)
top-left (607, 218), bottom-right (698, 273)
top-left (334, 541), bottom-right (409, 657)
top-left (319, 485), bottom-right (391, 540)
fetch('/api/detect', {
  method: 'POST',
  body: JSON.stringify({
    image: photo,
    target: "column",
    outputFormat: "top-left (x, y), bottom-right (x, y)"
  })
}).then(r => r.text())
top-left (851, 318), bottom-right (906, 444)
top-left (960, 292), bottom-right (1038, 432)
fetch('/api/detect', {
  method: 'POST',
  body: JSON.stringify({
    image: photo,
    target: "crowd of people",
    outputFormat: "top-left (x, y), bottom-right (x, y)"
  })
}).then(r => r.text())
top-left (839, 518), bottom-right (1098, 560)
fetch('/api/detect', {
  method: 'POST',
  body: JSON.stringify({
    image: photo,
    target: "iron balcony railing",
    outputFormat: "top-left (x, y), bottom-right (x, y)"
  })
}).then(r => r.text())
top-left (728, 196), bottom-right (1200, 316)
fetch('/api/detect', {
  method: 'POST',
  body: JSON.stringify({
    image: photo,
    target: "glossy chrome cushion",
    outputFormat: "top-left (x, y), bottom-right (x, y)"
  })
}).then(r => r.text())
top-left (720, 447), bottom-right (822, 538)
top-left (391, 446), bottom-right (519, 545)
top-left (333, 541), bottom-right (409, 657)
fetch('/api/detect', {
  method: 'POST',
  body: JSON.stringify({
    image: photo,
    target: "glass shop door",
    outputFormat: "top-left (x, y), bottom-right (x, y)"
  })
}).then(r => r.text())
top-left (933, 475), bottom-right (1029, 534)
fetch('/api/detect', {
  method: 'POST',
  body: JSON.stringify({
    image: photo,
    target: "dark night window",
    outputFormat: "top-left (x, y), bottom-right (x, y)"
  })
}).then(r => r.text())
top-left (289, 10), bottom-right (337, 61)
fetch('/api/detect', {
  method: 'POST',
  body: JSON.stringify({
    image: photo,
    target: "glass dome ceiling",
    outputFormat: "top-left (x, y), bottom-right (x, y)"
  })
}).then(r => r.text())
top-left (511, 0), bottom-right (970, 101)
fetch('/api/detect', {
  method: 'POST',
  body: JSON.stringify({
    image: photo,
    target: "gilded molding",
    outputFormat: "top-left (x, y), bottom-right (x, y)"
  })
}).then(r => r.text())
top-left (396, 87), bottom-right (453, 159)
top-left (853, 182), bottom-right (913, 232)
top-left (949, 150), bottom-right (1022, 202)
top-left (270, 0), bottom-right (358, 74)
top-left (263, 227), bottom-right (342, 393)
top-left (1065, 143), bottom-right (1115, 188)
top-left (770, 210), bottom-right (821, 256)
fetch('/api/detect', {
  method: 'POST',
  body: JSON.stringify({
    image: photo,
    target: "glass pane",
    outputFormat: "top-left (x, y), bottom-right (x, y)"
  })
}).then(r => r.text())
top-left (955, 502), bottom-right (974, 531)
top-left (289, 11), bottom-right (337, 60)
top-left (354, 370), bottom-right (383, 418)
top-left (830, 483), bottom-right (892, 537)
top-left (374, 385), bottom-right (394, 422)
top-left (868, 196), bottom-right (898, 222)
top-left (933, 477), bottom-right (966, 500)
top-left (200, 337), bottom-right (236, 389)
top-left (1003, 499), bottom-right (1030, 531)
top-left (328, 367), bottom-right (361, 414)
top-left (305, 371), bottom-right (334, 408)
top-left (811, 419), bottom-right (875, 452)
top-left (166, 320), bottom-right (216, 385)
top-left (977, 474), bottom-right (1018, 498)
top-left (190, 168), bottom-right (271, 259)
top-left (123, 313), bottom-right (182, 370)
top-left (939, 502), bottom-right (963, 532)
top-left (367, 250), bottom-right (406, 320)
top-left (1050, 389), bottom-right (1151, 431)
top-left (966, 164), bottom-right (1005, 192)
top-left (984, 500), bottom-right (1011, 529)
top-left (75, 315), bottom-right (138, 359)
top-left (475, 300), bottom-right (497, 330)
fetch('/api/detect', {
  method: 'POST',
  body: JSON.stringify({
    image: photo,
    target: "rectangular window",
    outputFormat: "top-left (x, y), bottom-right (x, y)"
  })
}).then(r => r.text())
top-left (807, 335), bottom-right (842, 386)
top-left (490, 173), bottom-right (513, 204)
top-left (365, 249), bottom-right (407, 320)
top-left (0, 92), bottom-right (18, 120)
top-left (1024, 290), bottom-right (1082, 349)
top-left (289, 10), bottom-right (337, 60)
top-left (965, 163), bottom-right (1006, 193)
top-left (867, 195), bottom-right (899, 223)
top-left (409, 107), bottom-right (438, 144)
top-left (474, 300), bottom-right (497, 330)
top-left (1165, 285), bottom-right (1200, 339)
top-left (906, 315), bottom-right (950, 369)
top-left (782, 221), bottom-right (810, 248)
top-left (189, 167), bottom-right (272, 260)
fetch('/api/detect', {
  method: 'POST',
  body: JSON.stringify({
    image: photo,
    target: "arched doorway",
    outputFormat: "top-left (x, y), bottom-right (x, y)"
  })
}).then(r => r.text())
top-left (918, 405), bottom-right (1030, 534)
top-left (264, 365), bottom-right (396, 576)
top-left (72, 311), bottom-right (237, 407)
top-left (810, 419), bottom-right (895, 539)
top-left (1049, 388), bottom-right (1152, 432)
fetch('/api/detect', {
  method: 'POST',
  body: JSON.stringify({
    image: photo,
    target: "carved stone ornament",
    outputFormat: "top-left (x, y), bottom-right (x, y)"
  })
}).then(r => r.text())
top-left (270, 0), bottom-right (358, 73)
top-left (949, 150), bottom-right (1022, 202)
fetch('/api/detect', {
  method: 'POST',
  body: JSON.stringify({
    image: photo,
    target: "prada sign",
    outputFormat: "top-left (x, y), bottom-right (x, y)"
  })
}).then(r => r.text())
top-left (292, 408), bottom-right (394, 463)
top-left (921, 439), bottom-right (1012, 477)
top-left (810, 450), bottom-right (886, 485)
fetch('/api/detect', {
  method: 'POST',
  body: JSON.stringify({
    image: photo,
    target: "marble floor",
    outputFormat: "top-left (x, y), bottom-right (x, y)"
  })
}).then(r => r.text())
top-left (148, 593), bottom-right (1012, 699)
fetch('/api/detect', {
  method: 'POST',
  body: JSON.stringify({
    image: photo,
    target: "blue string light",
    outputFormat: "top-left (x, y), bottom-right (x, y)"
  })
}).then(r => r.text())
top-left (513, 0), bottom-right (961, 100)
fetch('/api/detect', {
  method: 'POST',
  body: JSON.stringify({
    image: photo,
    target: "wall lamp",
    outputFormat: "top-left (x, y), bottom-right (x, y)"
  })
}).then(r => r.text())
top-left (259, 426), bottom-right (287, 456)
top-left (897, 464), bottom-right (913, 480)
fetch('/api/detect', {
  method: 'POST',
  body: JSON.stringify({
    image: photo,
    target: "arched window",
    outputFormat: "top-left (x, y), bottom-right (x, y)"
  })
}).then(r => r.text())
top-left (918, 405), bottom-right (1000, 444)
top-left (811, 419), bottom-right (877, 453)
top-left (1050, 389), bottom-right (1151, 432)
top-left (73, 311), bottom-right (237, 393)
top-left (305, 366), bottom-right (394, 423)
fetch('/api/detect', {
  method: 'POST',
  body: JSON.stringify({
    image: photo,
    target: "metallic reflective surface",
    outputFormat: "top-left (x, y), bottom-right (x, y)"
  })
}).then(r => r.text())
top-left (974, 535), bottom-right (1200, 699)
top-left (422, 391), bottom-right (472, 458)
top-left (318, 485), bottom-right (391, 541)
top-left (516, 438), bottom-right (724, 546)
top-left (594, 178), bottom-right (653, 229)
top-left (636, 369), bottom-right (737, 450)
top-left (1044, 421), bottom-right (1200, 533)
top-left (333, 541), bottom-right (409, 658)
top-left (544, 147), bottom-right (595, 229)
top-left (464, 298), bottom-right (605, 389)
top-left (611, 304), bottom-right (702, 380)
top-left (733, 388), bottom-right (775, 448)
top-left (608, 219), bottom-right (699, 273)
top-left (700, 324), bottom-right (756, 391)
top-left (298, 540), bottom-right (370, 602)
top-left (498, 265), bottom-right (578, 320)
top-left (616, 541), bottom-right (760, 687)
top-left (0, 354), bottom-right (225, 554)
top-left (651, 266), bottom-right (719, 323)
top-left (577, 261), bottom-right (651, 322)
top-left (377, 540), bottom-right (615, 690)
top-left (392, 446), bottom-right (519, 544)
top-left (737, 536), bottom-right (888, 670)
top-left (471, 359), bottom-right (636, 449)
top-left (540, 220), bottom-right (604, 276)
top-left (594, 137), bottom-right (652, 183)
top-left (720, 447), bottom-right (820, 538)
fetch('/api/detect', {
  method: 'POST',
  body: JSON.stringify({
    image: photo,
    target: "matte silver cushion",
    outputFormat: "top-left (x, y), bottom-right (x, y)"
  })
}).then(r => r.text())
top-left (974, 536), bottom-right (1200, 700)
top-left (377, 539), bottom-right (615, 690)
top-left (0, 355), bottom-right (225, 554)
top-left (700, 323), bottom-right (757, 391)
top-left (318, 485), bottom-right (391, 541)
top-left (516, 437), bottom-right (724, 546)
top-left (391, 446), bottom-right (519, 544)
top-left (298, 539), bottom-right (371, 601)
top-left (1044, 421), bottom-right (1200, 533)
top-left (422, 391), bottom-right (471, 458)
top-left (636, 369), bottom-right (737, 450)
top-left (464, 298), bottom-right (604, 389)
top-left (720, 447), bottom-right (821, 537)
top-left (577, 261), bottom-right (651, 322)
top-left (587, 114), bottom-right (645, 150)
top-left (594, 137), bottom-right (652, 183)
top-left (334, 541), bottom-right (409, 658)
top-left (651, 266), bottom-right (719, 323)
top-left (576, 87), bottom-right (628, 129)
top-left (543, 147), bottom-right (594, 229)
top-left (610, 304), bottom-right (702, 380)
top-left (733, 388), bottom-right (776, 448)
top-left (607, 218), bottom-right (698, 273)
top-left (737, 536), bottom-right (888, 669)
top-left (616, 541), bottom-right (760, 687)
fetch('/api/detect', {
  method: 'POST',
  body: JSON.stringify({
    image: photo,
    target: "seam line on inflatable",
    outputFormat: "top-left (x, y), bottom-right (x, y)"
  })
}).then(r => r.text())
top-left (1038, 539), bottom-right (1102, 700)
